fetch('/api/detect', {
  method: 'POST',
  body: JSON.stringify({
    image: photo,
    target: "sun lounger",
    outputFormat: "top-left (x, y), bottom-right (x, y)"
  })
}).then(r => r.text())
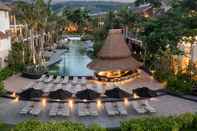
top-left (43, 83), bottom-right (54, 93)
top-left (30, 103), bottom-right (42, 116)
top-left (19, 102), bottom-right (34, 115)
top-left (77, 103), bottom-right (89, 117)
top-left (33, 82), bottom-right (44, 90)
top-left (89, 103), bottom-right (98, 116)
top-left (53, 76), bottom-right (62, 84)
top-left (141, 100), bottom-right (156, 113)
top-left (80, 77), bottom-right (87, 84)
top-left (61, 76), bottom-right (69, 84)
top-left (105, 102), bottom-right (118, 116)
top-left (37, 74), bottom-right (46, 82)
top-left (57, 103), bottom-right (70, 117)
top-left (44, 75), bottom-right (54, 83)
top-left (131, 101), bottom-right (146, 114)
top-left (53, 84), bottom-right (62, 91)
top-left (116, 102), bottom-right (128, 115)
top-left (72, 77), bottom-right (78, 84)
top-left (22, 82), bottom-right (35, 91)
top-left (49, 103), bottom-right (59, 117)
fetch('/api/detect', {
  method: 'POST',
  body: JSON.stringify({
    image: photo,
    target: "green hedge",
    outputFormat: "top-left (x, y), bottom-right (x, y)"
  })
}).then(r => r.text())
top-left (121, 113), bottom-right (197, 131)
top-left (13, 120), bottom-right (106, 131)
top-left (1, 113), bottom-right (197, 131)
top-left (0, 67), bottom-right (14, 82)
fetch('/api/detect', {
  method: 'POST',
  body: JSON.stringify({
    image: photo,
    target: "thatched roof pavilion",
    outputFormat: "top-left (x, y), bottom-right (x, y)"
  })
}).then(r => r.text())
top-left (88, 29), bottom-right (142, 72)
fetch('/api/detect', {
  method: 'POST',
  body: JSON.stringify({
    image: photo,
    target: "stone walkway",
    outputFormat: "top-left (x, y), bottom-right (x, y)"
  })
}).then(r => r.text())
top-left (0, 95), bottom-right (197, 128)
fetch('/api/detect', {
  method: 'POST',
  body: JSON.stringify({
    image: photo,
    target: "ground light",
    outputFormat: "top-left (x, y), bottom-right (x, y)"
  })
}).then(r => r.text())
top-left (12, 96), bottom-right (19, 103)
top-left (41, 97), bottom-right (47, 107)
top-left (68, 99), bottom-right (74, 111)
top-left (133, 93), bottom-right (140, 99)
top-left (124, 97), bottom-right (129, 107)
top-left (96, 99), bottom-right (102, 110)
top-left (10, 92), bottom-right (16, 98)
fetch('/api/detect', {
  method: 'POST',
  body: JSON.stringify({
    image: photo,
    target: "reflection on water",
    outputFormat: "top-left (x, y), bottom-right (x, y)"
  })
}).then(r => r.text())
top-left (49, 41), bottom-right (94, 76)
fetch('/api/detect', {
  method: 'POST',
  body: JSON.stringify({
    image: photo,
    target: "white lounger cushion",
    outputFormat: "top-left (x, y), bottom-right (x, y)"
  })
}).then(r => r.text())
top-left (89, 103), bottom-right (98, 116)
top-left (49, 103), bottom-right (59, 117)
top-left (44, 75), bottom-right (53, 83)
top-left (131, 101), bottom-right (146, 114)
top-left (142, 100), bottom-right (156, 113)
top-left (57, 103), bottom-right (70, 117)
top-left (116, 102), bottom-right (128, 115)
top-left (61, 76), bottom-right (69, 84)
top-left (22, 82), bottom-right (35, 91)
top-left (20, 102), bottom-right (34, 115)
top-left (43, 83), bottom-right (54, 93)
top-left (54, 76), bottom-right (62, 84)
top-left (30, 103), bottom-right (42, 116)
top-left (78, 103), bottom-right (89, 116)
top-left (105, 102), bottom-right (118, 116)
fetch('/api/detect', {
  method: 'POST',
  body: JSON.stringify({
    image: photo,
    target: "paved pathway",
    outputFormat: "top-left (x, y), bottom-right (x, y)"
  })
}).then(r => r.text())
top-left (0, 95), bottom-right (197, 128)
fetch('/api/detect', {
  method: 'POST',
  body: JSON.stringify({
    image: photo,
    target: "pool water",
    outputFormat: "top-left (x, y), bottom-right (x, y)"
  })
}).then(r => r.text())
top-left (49, 41), bottom-right (94, 76)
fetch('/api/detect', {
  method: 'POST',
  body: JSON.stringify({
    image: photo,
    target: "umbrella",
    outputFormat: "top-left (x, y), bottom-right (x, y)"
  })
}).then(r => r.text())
top-left (76, 89), bottom-right (101, 100)
top-left (49, 89), bottom-right (72, 100)
top-left (19, 88), bottom-right (43, 99)
top-left (133, 87), bottom-right (157, 98)
top-left (105, 87), bottom-right (131, 98)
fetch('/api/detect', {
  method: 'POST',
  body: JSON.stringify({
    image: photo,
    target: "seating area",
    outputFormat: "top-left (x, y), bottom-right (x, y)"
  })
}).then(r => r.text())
top-left (12, 74), bottom-right (158, 117)
top-left (18, 99), bottom-right (156, 117)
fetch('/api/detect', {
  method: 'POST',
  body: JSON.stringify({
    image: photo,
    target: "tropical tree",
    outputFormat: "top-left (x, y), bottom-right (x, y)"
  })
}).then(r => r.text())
top-left (15, 0), bottom-right (63, 65)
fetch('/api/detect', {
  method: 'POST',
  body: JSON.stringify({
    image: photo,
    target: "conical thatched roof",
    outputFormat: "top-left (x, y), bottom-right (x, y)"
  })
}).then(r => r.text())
top-left (88, 29), bottom-right (142, 71)
top-left (98, 29), bottom-right (131, 59)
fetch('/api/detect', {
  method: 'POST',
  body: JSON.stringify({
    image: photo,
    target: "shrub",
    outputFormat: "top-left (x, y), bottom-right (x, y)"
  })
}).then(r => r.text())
top-left (175, 113), bottom-right (194, 129)
top-left (14, 119), bottom-right (42, 131)
top-left (167, 75), bottom-right (193, 93)
top-left (13, 120), bottom-right (86, 131)
top-left (0, 81), bottom-right (5, 95)
top-left (193, 114), bottom-right (197, 128)
top-left (88, 123), bottom-right (107, 131)
top-left (0, 67), bottom-right (14, 81)
top-left (121, 116), bottom-right (179, 131)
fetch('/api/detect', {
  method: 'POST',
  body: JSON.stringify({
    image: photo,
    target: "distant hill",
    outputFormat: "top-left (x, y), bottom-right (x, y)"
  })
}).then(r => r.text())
top-left (0, 0), bottom-right (132, 13)
top-left (52, 1), bottom-right (131, 13)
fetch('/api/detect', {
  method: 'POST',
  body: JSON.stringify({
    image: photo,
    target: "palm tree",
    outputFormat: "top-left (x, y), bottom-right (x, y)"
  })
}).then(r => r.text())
top-left (15, 0), bottom-right (63, 65)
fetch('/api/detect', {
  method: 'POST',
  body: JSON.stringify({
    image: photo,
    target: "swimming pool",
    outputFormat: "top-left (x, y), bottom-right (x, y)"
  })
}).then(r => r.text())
top-left (48, 40), bottom-right (94, 76)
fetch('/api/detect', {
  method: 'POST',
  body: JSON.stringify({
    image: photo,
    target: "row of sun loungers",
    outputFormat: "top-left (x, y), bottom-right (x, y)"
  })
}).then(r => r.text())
top-left (37, 75), bottom-right (87, 85)
top-left (20, 100), bottom-right (156, 117)
top-left (23, 80), bottom-right (104, 95)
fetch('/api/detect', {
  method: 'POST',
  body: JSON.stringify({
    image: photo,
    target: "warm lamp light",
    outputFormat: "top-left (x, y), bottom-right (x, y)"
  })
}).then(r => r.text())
top-left (133, 93), bottom-right (139, 99)
top-left (13, 96), bottom-right (19, 103)
top-left (96, 99), bottom-right (102, 110)
top-left (11, 92), bottom-right (16, 98)
top-left (41, 98), bottom-right (47, 107)
top-left (68, 99), bottom-right (74, 110)
top-left (124, 97), bottom-right (129, 107)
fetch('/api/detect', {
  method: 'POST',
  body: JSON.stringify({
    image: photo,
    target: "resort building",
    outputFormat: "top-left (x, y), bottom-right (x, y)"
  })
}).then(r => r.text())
top-left (88, 29), bottom-right (142, 83)
top-left (0, 3), bottom-right (11, 68)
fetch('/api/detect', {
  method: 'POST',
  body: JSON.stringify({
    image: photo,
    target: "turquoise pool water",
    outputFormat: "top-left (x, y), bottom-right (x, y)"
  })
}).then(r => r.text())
top-left (49, 41), bottom-right (94, 76)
